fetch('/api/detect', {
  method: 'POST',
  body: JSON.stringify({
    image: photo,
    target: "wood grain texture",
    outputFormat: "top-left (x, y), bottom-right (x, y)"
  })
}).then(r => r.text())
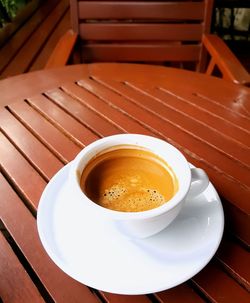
top-left (216, 238), bottom-right (250, 291)
top-left (100, 292), bottom-right (151, 303)
top-left (86, 62), bottom-right (250, 244)
top-left (61, 82), bottom-right (154, 136)
top-left (0, 110), bottom-right (63, 180)
top-left (0, 0), bottom-right (60, 73)
top-left (8, 101), bottom-right (81, 163)
top-left (74, 0), bottom-right (206, 64)
top-left (70, 0), bottom-right (80, 33)
top-left (155, 284), bottom-right (205, 303)
top-left (44, 88), bottom-right (123, 137)
top-left (203, 34), bottom-right (250, 86)
top-left (157, 80), bottom-right (250, 126)
top-left (0, 132), bottom-right (46, 209)
top-left (0, 63), bottom-right (249, 302)
top-left (27, 94), bottom-right (98, 147)
top-left (0, 174), bottom-right (100, 303)
top-left (77, 77), bottom-right (250, 211)
top-left (46, 0), bottom-right (249, 82)
top-left (45, 29), bottom-right (78, 69)
top-left (1, 0), bottom-right (69, 77)
top-left (30, 10), bottom-right (71, 71)
top-left (0, 232), bottom-right (45, 303)
top-left (82, 44), bottom-right (201, 62)
top-left (144, 87), bottom-right (250, 147)
top-left (79, 24), bottom-right (203, 41)
top-left (0, 65), bottom-right (89, 109)
top-left (97, 80), bottom-right (250, 169)
top-left (192, 262), bottom-right (250, 303)
top-left (78, 1), bottom-right (205, 20)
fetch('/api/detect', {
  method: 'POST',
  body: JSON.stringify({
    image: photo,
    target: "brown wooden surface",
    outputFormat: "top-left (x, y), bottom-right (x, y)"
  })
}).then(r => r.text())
top-left (79, 24), bottom-right (204, 41)
top-left (0, 231), bottom-right (45, 303)
top-left (0, 65), bottom-right (88, 108)
top-left (73, 0), bottom-right (210, 66)
top-left (45, 29), bottom-right (77, 69)
top-left (0, 0), bottom-right (71, 79)
top-left (77, 1), bottom-right (205, 20)
top-left (0, 63), bottom-right (249, 303)
top-left (44, 0), bottom-right (250, 87)
top-left (203, 34), bottom-right (250, 85)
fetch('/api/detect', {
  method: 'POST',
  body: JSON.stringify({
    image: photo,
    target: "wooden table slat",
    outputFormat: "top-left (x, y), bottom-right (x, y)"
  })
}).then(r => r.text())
top-left (100, 292), bottom-right (151, 303)
top-left (0, 65), bottom-right (89, 108)
top-left (0, 231), bottom-right (45, 303)
top-left (76, 78), bottom-right (250, 211)
top-left (192, 262), bottom-right (250, 303)
top-left (61, 82), bottom-right (155, 136)
top-left (216, 238), bottom-right (250, 291)
top-left (83, 78), bottom-right (250, 168)
top-left (160, 83), bottom-right (250, 119)
top-left (0, 174), bottom-right (101, 303)
top-left (222, 202), bottom-right (250, 247)
top-left (0, 132), bottom-right (46, 209)
top-left (27, 94), bottom-right (99, 146)
top-left (156, 81), bottom-right (250, 125)
top-left (158, 86), bottom-right (250, 128)
top-left (155, 284), bottom-right (206, 303)
top-left (0, 111), bottom-right (63, 180)
top-left (8, 101), bottom-right (81, 163)
top-left (124, 82), bottom-right (250, 148)
top-left (88, 63), bottom-right (250, 118)
top-left (44, 89), bottom-right (123, 137)
top-left (0, 63), bottom-right (249, 301)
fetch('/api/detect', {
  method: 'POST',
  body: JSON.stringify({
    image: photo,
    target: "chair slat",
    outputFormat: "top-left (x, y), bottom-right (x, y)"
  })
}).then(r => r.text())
top-left (78, 1), bottom-right (205, 20)
top-left (79, 24), bottom-right (203, 41)
top-left (82, 44), bottom-right (201, 62)
top-left (1, 0), bottom-right (69, 77)
top-left (0, 0), bottom-right (60, 74)
top-left (29, 10), bottom-right (71, 71)
top-left (75, 0), bottom-right (207, 64)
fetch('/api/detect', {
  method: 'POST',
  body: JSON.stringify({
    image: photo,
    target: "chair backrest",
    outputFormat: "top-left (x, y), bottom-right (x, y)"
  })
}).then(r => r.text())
top-left (70, 0), bottom-right (214, 69)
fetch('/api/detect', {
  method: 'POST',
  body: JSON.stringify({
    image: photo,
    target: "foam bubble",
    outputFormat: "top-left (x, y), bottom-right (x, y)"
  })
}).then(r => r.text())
top-left (146, 188), bottom-right (165, 204)
top-left (103, 185), bottom-right (127, 201)
top-left (100, 185), bottom-right (166, 212)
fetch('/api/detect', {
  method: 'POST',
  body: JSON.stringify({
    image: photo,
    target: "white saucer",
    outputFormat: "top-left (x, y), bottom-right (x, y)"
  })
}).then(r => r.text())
top-left (37, 163), bottom-right (224, 295)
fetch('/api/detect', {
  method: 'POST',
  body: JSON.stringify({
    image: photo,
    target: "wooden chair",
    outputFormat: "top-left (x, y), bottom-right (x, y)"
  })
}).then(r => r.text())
top-left (45, 0), bottom-right (250, 86)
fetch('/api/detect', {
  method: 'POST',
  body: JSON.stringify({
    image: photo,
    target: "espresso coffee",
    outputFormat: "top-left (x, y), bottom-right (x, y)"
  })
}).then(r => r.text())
top-left (80, 145), bottom-right (178, 212)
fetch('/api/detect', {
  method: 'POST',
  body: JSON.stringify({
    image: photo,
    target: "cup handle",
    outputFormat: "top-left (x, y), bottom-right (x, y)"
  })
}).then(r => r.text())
top-left (186, 168), bottom-right (209, 199)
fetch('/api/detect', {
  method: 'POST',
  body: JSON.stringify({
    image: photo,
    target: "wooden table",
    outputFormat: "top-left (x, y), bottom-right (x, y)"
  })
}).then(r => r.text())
top-left (0, 63), bottom-right (249, 303)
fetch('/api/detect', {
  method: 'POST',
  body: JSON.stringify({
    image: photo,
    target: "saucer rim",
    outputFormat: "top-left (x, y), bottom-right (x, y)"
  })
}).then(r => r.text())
top-left (37, 162), bottom-right (224, 295)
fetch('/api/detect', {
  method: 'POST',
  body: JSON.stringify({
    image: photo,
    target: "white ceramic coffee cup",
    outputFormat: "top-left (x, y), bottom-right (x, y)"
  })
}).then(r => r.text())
top-left (69, 134), bottom-right (209, 238)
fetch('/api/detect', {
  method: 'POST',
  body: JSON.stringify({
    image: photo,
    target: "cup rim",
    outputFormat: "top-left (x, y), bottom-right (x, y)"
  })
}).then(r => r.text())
top-left (69, 134), bottom-right (191, 220)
